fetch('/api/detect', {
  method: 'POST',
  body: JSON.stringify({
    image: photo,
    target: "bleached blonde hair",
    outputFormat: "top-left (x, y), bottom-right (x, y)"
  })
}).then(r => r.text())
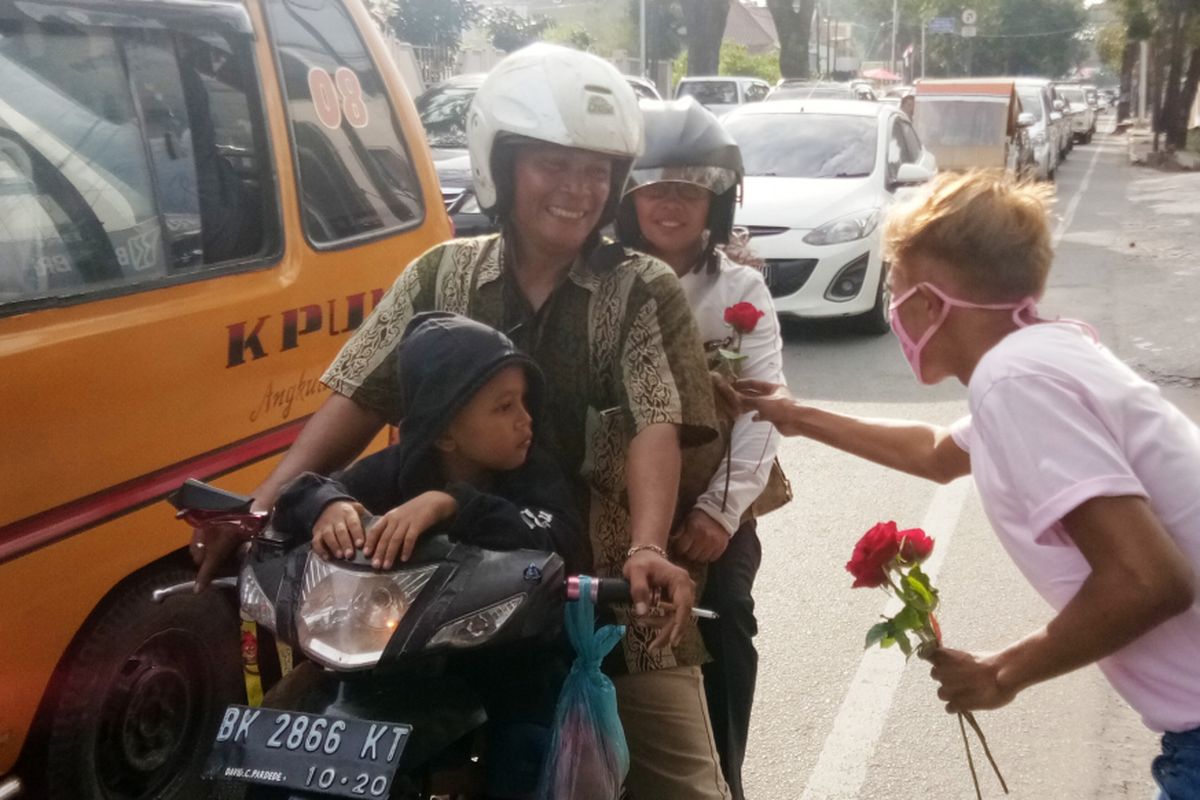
top-left (883, 170), bottom-right (1055, 301)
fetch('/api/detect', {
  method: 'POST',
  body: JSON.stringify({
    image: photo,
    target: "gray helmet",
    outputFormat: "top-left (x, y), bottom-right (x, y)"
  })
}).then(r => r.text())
top-left (615, 98), bottom-right (744, 261)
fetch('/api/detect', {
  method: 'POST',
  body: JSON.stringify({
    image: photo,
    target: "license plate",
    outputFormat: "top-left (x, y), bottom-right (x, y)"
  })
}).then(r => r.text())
top-left (203, 705), bottom-right (411, 799)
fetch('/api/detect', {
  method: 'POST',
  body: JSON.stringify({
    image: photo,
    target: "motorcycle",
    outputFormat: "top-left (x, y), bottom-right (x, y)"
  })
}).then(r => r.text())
top-left (154, 478), bottom-right (635, 799)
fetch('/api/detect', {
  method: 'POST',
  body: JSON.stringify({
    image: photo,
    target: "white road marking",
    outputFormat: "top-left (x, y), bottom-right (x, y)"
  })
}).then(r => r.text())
top-left (1053, 140), bottom-right (1105, 247)
top-left (799, 477), bottom-right (972, 800)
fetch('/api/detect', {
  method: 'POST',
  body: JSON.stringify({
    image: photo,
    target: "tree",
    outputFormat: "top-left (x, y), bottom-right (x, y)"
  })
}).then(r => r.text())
top-left (486, 7), bottom-right (552, 53)
top-left (766, 0), bottom-right (816, 79)
top-left (680, 0), bottom-right (729, 75)
top-left (389, 0), bottom-right (480, 51)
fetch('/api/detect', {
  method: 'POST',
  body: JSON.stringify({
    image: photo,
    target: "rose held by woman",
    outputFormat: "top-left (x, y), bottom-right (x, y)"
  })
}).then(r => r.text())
top-left (845, 520), bottom-right (934, 588)
top-left (724, 302), bottom-right (765, 334)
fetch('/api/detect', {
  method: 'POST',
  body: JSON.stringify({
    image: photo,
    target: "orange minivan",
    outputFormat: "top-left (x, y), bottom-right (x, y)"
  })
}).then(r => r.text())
top-left (0, 0), bottom-right (449, 797)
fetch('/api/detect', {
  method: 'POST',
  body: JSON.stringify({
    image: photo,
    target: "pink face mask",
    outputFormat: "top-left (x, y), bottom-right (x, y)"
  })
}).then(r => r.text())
top-left (888, 282), bottom-right (1038, 384)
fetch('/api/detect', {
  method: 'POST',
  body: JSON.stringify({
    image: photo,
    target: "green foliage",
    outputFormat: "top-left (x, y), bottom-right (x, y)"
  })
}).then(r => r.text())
top-left (390, 0), bottom-right (480, 50)
top-left (486, 7), bottom-right (552, 53)
top-left (672, 42), bottom-right (781, 84)
top-left (543, 23), bottom-right (594, 52)
top-left (1097, 23), bottom-right (1127, 73)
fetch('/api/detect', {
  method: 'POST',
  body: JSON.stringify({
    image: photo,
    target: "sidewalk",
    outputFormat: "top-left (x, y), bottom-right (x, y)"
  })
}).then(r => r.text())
top-left (1127, 125), bottom-right (1200, 169)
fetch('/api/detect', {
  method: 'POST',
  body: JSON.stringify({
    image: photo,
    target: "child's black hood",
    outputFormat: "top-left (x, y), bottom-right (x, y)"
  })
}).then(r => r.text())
top-left (388, 312), bottom-right (544, 489)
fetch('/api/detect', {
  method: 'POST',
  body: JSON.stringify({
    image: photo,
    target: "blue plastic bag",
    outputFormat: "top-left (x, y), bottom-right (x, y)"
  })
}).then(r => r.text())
top-left (536, 577), bottom-right (629, 800)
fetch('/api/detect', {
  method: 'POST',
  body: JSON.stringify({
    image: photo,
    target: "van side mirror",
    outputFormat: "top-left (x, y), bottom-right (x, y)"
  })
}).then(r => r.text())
top-left (1053, 99), bottom-right (1064, 111)
top-left (1017, 112), bottom-right (1036, 128)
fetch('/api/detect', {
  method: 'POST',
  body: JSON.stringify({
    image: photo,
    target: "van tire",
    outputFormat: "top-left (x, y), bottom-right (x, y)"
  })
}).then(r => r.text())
top-left (39, 563), bottom-right (242, 800)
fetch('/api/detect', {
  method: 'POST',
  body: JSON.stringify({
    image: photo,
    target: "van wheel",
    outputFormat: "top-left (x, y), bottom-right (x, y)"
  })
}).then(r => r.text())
top-left (39, 563), bottom-right (242, 800)
top-left (856, 264), bottom-right (891, 336)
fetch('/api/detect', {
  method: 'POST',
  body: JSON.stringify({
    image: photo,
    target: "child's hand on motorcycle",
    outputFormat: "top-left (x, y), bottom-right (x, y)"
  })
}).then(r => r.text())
top-left (363, 491), bottom-right (458, 569)
top-left (312, 500), bottom-right (369, 561)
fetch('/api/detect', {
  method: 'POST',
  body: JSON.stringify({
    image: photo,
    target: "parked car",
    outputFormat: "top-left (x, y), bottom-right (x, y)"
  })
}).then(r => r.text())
top-left (1013, 78), bottom-right (1061, 181)
top-left (626, 74), bottom-right (663, 100)
top-left (1048, 84), bottom-right (1074, 161)
top-left (675, 75), bottom-right (772, 116)
top-left (912, 78), bottom-right (1037, 178)
top-left (767, 80), bottom-right (858, 101)
top-left (721, 99), bottom-right (936, 333)
top-left (0, 0), bottom-right (450, 797)
top-left (1054, 83), bottom-right (1097, 143)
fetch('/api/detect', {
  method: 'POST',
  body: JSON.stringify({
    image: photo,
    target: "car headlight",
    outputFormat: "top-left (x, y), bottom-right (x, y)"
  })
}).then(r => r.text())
top-left (426, 594), bottom-right (527, 649)
top-left (296, 554), bottom-right (438, 669)
top-left (802, 209), bottom-right (881, 246)
top-left (239, 563), bottom-right (276, 633)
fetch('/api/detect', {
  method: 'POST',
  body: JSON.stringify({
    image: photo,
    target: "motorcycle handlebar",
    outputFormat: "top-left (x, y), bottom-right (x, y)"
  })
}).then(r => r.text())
top-left (566, 575), bottom-right (631, 606)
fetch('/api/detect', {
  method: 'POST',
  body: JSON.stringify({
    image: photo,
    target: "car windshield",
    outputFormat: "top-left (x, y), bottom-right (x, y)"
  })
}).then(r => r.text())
top-left (724, 113), bottom-right (877, 178)
top-left (1017, 89), bottom-right (1044, 121)
top-left (678, 81), bottom-right (738, 106)
top-left (1058, 87), bottom-right (1085, 105)
top-left (416, 85), bottom-right (475, 149)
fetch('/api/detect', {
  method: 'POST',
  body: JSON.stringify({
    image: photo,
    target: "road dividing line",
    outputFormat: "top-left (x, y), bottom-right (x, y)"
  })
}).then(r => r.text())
top-left (1053, 140), bottom-right (1104, 247)
top-left (799, 477), bottom-right (972, 800)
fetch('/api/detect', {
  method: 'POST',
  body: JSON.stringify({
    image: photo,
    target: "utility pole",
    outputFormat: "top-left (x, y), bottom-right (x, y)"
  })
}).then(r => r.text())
top-left (890, 0), bottom-right (898, 76)
top-left (639, 0), bottom-right (646, 77)
top-left (920, 19), bottom-right (926, 79)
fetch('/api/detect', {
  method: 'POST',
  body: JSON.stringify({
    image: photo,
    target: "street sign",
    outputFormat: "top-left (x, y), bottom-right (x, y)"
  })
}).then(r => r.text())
top-left (961, 24), bottom-right (977, 37)
top-left (962, 9), bottom-right (977, 24)
top-left (928, 17), bottom-right (955, 33)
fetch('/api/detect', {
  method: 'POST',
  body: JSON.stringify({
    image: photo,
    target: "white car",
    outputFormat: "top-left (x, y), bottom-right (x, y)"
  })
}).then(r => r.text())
top-left (722, 100), bottom-right (936, 333)
top-left (675, 76), bottom-right (771, 118)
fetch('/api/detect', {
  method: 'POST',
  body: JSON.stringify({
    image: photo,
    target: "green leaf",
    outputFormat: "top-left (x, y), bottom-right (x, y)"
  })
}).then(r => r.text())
top-left (895, 631), bottom-right (914, 658)
top-left (865, 621), bottom-right (891, 650)
top-left (893, 605), bottom-right (922, 632)
top-left (904, 574), bottom-right (934, 608)
top-left (717, 349), bottom-right (748, 362)
top-left (880, 636), bottom-right (896, 649)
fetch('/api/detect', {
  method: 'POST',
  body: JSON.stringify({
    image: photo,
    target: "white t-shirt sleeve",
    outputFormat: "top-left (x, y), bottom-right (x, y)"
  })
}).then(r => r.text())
top-left (948, 414), bottom-right (972, 452)
top-left (972, 375), bottom-right (1149, 540)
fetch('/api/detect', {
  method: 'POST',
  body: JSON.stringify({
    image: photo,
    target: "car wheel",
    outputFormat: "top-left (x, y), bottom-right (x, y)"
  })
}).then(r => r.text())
top-left (37, 562), bottom-right (243, 800)
top-left (856, 264), bottom-right (891, 336)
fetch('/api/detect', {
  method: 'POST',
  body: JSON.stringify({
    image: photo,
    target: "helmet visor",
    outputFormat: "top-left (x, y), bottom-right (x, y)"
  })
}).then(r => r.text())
top-left (626, 165), bottom-right (739, 197)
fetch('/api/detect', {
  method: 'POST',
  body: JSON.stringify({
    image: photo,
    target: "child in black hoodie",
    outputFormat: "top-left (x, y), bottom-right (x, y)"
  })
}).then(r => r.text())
top-left (273, 311), bottom-right (585, 572)
top-left (272, 312), bottom-right (586, 799)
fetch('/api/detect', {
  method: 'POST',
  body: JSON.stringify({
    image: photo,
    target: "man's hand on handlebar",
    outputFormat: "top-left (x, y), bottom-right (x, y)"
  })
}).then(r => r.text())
top-left (622, 549), bottom-right (697, 651)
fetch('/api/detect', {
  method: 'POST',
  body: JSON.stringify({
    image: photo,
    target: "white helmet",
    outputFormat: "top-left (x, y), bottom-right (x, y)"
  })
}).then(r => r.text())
top-left (467, 43), bottom-right (644, 220)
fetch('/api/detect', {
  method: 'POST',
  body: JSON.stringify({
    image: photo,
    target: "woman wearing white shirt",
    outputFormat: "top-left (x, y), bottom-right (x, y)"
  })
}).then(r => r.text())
top-left (615, 98), bottom-right (787, 800)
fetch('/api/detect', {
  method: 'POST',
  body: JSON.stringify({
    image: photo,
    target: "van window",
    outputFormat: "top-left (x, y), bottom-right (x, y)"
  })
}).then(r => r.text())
top-left (678, 80), bottom-right (738, 106)
top-left (264, 0), bottom-right (423, 246)
top-left (744, 83), bottom-right (770, 103)
top-left (0, 14), bottom-right (277, 308)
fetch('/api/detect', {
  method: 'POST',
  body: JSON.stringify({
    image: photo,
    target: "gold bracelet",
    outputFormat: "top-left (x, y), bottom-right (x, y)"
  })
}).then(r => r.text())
top-left (625, 543), bottom-right (668, 560)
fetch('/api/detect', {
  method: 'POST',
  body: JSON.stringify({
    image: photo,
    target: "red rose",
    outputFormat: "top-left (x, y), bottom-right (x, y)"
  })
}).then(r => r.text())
top-left (724, 302), bottom-right (765, 335)
top-left (845, 521), bottom-right (934, 588)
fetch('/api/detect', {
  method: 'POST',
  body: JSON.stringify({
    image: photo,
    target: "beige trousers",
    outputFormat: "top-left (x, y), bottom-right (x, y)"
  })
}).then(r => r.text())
top-left (613, 665), bottom-right (732, 800)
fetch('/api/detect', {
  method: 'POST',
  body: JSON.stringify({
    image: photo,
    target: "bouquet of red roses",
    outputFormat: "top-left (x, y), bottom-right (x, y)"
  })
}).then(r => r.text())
top-left (847, 521), bottom-right (1008, 798)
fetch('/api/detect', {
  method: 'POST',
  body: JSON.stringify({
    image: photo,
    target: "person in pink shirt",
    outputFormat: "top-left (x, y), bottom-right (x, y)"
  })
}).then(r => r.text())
top-left (735, 170), bottom-right (1199, 798)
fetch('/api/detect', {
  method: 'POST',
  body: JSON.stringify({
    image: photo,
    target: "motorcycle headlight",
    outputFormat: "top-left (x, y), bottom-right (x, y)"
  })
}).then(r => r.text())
top-left (802, 208), bottom-right (881, 246)
top-left (426, 594), bottom-right (527, 650)
top-left (296, 555), bottom-right (437, 669)
top-left (239, 563), bottom-right (276, 633)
